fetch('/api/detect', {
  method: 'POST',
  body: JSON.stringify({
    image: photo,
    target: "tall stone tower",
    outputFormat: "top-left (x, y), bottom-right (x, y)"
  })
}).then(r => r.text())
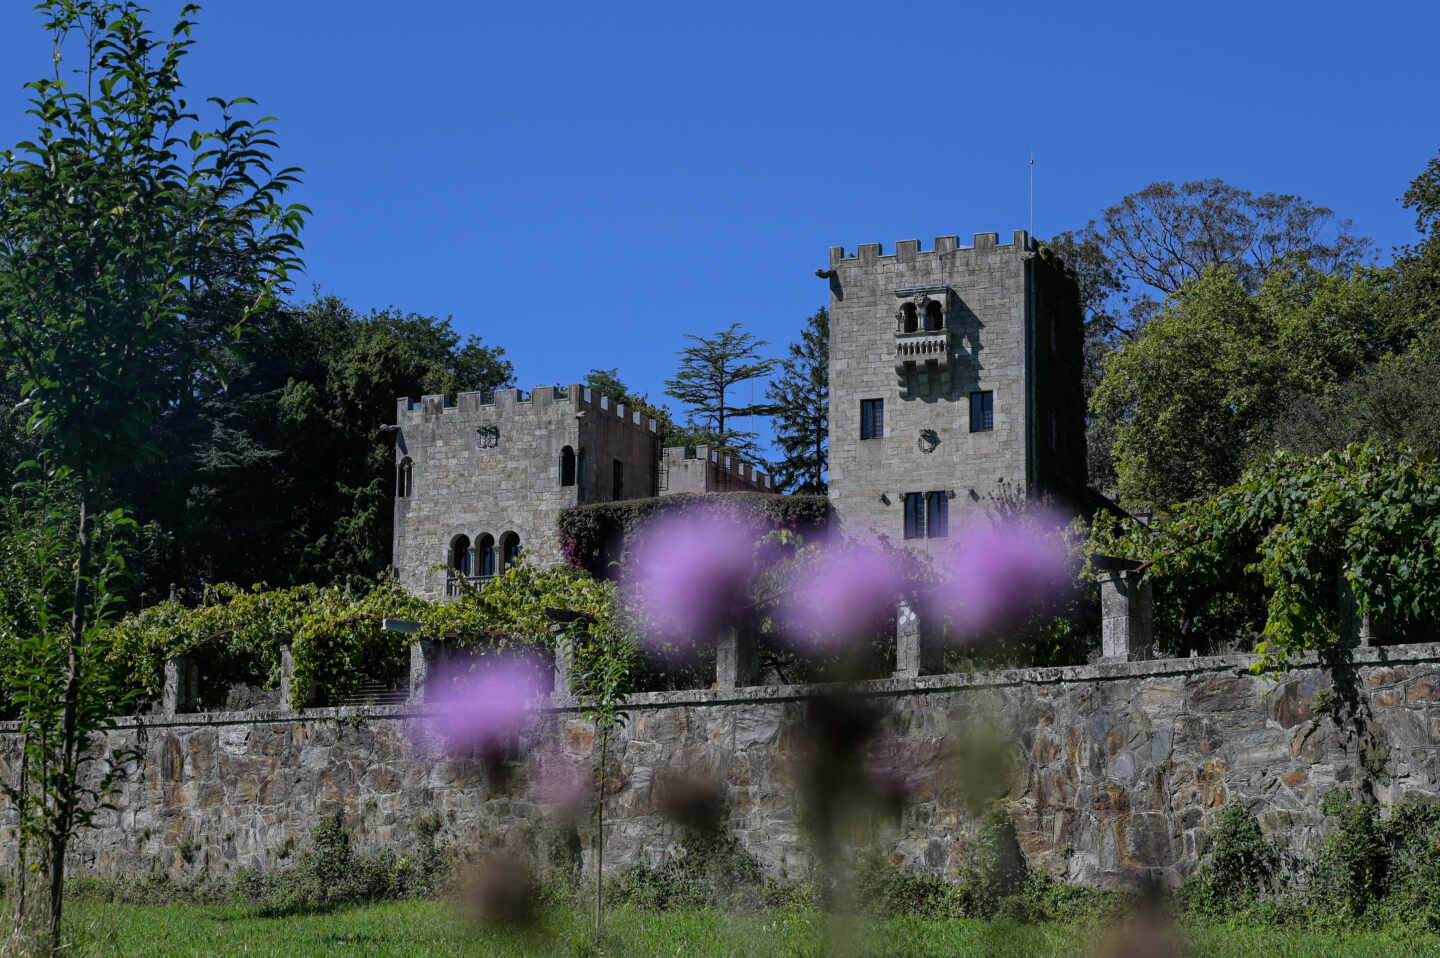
top-left (824, 230), bottom-right (1085, 552)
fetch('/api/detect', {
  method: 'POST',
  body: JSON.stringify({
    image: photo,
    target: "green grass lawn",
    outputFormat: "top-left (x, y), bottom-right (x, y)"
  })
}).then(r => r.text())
top-left (51, 901), bottom-right (1440, 957)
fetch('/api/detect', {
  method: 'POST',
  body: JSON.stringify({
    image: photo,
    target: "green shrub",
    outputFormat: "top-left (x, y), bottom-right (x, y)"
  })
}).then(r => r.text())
top-left (1309, 793), bottom-right (1391, 920)
top-left (236, 810), bottom-right (444, 915)
top-left (610, 830), bottom-right (767, 912)
top-left (1184, 803), bottom-right (1279, 915)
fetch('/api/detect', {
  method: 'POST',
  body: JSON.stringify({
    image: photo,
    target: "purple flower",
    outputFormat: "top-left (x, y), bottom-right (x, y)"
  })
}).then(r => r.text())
top-left (777, 543), bottom-right (907, 651)
top-left (624, 511), bottom-right (758, 652)
top-left (426, 656), bottom-right (544, 756)
top-left (531, 754), bottom-right (588, 812)
top-left (929, 510), bottom-right (1074, 638)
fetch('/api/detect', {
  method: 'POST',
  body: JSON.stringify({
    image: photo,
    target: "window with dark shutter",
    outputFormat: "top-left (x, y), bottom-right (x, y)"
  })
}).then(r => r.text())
top-left (926, 492), bottom-right (948, 538)
top-left (904, 493), bottom-right (924, 539)
top-left (969, 391), bottom-right (994, 432)
top-left (861, 398), bottom-right (884, 440)
top-left (613, 459), bottom-right (623, 500)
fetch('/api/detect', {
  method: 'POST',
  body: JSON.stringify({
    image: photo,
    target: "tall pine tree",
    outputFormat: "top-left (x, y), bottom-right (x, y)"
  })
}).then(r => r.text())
top-left (663, 323), bottom-right (776, 461)
top-left (766, 308), bottom-right (829, 493)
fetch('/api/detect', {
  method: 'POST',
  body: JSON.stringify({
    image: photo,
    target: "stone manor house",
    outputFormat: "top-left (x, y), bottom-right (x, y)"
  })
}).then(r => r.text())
top-left (391, 229), bottom-right (1086, 601)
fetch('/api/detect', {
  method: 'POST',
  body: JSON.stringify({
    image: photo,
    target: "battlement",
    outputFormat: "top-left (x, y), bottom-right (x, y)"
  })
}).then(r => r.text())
top-left (829, 230), bottom-right (1032, 267)
top-left (659, 443), bottom-right (773, 493)
top-left (396, 383), bottom-right (657, 434)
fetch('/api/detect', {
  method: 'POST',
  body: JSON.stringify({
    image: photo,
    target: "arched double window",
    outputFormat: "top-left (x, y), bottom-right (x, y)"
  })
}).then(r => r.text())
top-left (396, 458), bottom-right (413, 498)
top-left (449, 534), bottom-right (472, 576)
top-left (560, 446), bottom-right (576, 487)
top-left (476, 534), bottom-right (496, 577)
top-left (923, 300), bottom-right (944, 331)
top-left (900, 302), bottom-right (918, 333)
top-left (499, 532), bottom-right (521, 571)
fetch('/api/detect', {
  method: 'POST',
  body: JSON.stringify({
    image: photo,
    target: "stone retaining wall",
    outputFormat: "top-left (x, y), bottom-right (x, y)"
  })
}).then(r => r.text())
top-left (9, 644), bottom-right (1440, 889)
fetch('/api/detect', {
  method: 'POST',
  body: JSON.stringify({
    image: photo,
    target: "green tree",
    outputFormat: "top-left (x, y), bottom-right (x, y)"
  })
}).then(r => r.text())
top-left (1393, 148), bottom-right (1440, 337)
top-left (1053, 180), bottom-right (1371, 491)
top-left (765, 307), bottom-right (829, 493)
top-left (1091, 268), bottom-right (1287, 509)
top-left (0, 2), bottom-right (305, 948)
top-left (664, 323), bottom-right (776, 462)
top-left (1093, 260), bottom-right (1405, 511)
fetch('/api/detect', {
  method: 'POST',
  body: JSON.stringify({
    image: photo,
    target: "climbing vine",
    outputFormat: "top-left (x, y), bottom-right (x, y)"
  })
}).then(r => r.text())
top-left (103, 565), bottom-right (621, 708)
top-left (1090, 442), bottom-right (1440, 669)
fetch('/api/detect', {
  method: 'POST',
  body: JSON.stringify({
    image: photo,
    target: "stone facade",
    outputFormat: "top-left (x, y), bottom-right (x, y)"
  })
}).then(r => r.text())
top-left (824, 231), bottom-right (1086, 554)
top-left (392, 387), bottom-right (771, 600)
top-left (27, 644), bottom-right (1440, 889)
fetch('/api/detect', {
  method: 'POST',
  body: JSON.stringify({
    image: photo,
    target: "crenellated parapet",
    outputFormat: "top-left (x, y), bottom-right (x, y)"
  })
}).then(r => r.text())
top-left (828, 229), bottom-right (1033, 267)
top-left (659, 443), bottom-right (773, 494)
top-left (396, 384), bottom-right (657, 436)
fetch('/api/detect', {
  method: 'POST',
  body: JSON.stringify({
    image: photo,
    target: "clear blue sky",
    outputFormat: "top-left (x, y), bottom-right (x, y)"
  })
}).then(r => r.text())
top-left (2, 1), bottom-right (1437, 463)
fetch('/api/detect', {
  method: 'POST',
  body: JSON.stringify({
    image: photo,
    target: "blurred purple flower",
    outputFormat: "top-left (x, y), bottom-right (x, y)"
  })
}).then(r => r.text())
top-left (624, 511), bottom-right (758, 652)
top-left (930, 510), bottom-right (1074, 638)
top-left (863, 735), bottom-right (923, 808)
top-left (427, 656), bottom-right (544, 756)
top-left (531, 754), bottom-right (588, 812)
top-left (777, 543), bottom-right (907, 651)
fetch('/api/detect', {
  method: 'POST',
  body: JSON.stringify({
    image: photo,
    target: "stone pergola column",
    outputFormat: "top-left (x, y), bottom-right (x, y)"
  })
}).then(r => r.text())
top-left (894, 600), bottom-right (942, 678)
top-left (716, 624), bottom-right (759, 689)
top-left (277, 644), bottom-right (297, 712)
top-left (162, 656), bottom-right (199, 715)
top-left (1097, 558), bottom-right (1153, 662)
top-left (552, 627), bottom-right (574, 698)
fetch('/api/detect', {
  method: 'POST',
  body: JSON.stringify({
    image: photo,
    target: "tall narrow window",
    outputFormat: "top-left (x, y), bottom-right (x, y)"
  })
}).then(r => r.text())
top-left (449, 535), bottom-right (471, 576)
top-left (969, 391), bottom-right (994, 432)
top-left (923, 301), bottom-right (943, 331)
top-left (926, 492), bottom-right (949, 538)
top-left (499, 532), bottom-right (521, 571)
top-left (860, 398), bottom-right (884, 440)
top-left (476, 534), bottom-right (495, 577)
top-left (396, 457), bottom-right (413, 498)
top-left (560, 446), bottom-right (576, 486)
top-left (612, 459), bottom-right (623, 500)
top-left (903, 493), bottom-right (924, 539)
top-left (576, 449), bottom-right (587, 503)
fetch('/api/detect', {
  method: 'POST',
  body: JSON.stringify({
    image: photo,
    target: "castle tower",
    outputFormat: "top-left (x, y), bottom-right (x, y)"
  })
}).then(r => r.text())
top-left (824, 230), bottom-right (1085, 553)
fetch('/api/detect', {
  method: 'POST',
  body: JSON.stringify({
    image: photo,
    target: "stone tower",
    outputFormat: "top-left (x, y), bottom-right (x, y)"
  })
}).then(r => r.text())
top-left (824, 230), bottom-right (1085, 553)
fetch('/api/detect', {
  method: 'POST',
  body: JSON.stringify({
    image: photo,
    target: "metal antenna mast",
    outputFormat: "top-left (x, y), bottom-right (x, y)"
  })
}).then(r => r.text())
top-left (1029, 151), bottom-right (1035, 238)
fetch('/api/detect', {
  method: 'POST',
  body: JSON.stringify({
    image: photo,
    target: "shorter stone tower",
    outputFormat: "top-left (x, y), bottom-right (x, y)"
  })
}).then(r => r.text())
top-left (824, 230), bottom-right (1086, 553)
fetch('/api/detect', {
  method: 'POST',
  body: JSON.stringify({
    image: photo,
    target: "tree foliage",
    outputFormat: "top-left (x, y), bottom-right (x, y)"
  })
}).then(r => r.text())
top-left (765, 307), bottom-right (829, 494)
top-left (1092, 262), bottom-right (1403, 511)
top-left (663, 323), bottom-right (776, 461)
top-left (0, 2), bottom-right (308, 945)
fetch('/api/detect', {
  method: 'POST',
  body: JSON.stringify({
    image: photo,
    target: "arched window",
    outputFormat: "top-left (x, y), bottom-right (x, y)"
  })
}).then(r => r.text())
top-left (499, 532), bottom-right (521, 571)
top-left (560, 446), bottom-right (576, 486)
top-left (924, 300), bottom-right (943, 331)
top-left (900, 302), bottom-right (918, 333)
top-left (476, 534), bottom-right (495, 577)
top-left (396, 457), bottom-right (413, 498)
top-left (449, 535), bottom-right (472, 576)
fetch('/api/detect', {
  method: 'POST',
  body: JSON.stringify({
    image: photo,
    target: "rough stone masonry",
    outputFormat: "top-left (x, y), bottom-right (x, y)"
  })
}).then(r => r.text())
top-left (17, 643), bottom-right (1440, 889)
